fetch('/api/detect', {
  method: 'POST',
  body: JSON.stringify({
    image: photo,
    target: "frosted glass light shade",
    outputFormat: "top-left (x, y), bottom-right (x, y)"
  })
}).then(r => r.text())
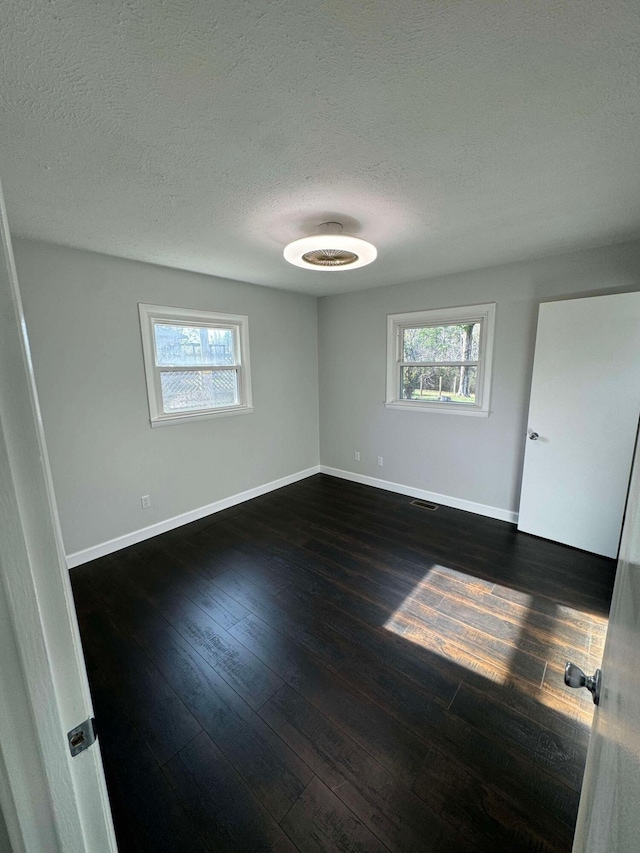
top-left (283, 234), bottom-right (377, 271)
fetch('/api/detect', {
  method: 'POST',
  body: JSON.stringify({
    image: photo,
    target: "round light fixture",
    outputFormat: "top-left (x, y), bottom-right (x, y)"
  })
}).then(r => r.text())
top-left (283, 222), bottom-right (377, 271)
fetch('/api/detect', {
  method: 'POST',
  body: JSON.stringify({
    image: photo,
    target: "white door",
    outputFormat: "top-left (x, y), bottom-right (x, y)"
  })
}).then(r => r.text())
top-left (572, 435), bottom-right (640, 852)
top-left (518, 292), bottom-right (640, 558)
top-left (0, 181), bottom-right (117, 852)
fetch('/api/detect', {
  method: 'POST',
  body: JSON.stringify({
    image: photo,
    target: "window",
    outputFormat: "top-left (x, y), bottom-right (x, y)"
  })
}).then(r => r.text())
top-left (138, 303), bottom-right (253, 426)
top-left (385, 303), bottom-right (496, 416)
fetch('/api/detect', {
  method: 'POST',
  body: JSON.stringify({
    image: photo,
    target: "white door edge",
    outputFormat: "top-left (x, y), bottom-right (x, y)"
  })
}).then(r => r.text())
top-left (0, 180), bottom-right (117, 852)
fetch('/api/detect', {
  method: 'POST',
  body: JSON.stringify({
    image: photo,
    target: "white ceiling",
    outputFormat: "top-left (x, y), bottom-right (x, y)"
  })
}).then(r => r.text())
top-left (1, 0), bottom-right (639, 296)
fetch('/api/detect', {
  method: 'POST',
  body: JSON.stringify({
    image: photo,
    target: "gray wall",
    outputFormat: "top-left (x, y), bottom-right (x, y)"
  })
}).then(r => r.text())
top-left (0, 814), bottom-right (11, 853)
top-left (14, 236), bottom-right (640, 557)
top-left (0, 799), bottom-right (11, 853)
top-left (14, 239), bottom-right (319, 557)
top-left (318, 240), bottom-right (640, 517)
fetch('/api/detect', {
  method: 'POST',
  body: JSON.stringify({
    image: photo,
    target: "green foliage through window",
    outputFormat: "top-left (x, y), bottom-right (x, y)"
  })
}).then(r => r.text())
top-left (400, 322), bottom-right (479, 403)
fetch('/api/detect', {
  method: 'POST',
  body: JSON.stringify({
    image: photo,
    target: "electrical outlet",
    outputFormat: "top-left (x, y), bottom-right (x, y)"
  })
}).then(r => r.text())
top-left (377, 456), bottom-right (384, 467)
top-left (141, 495), bottom-right (151, 509)
top-left (354, 451), bottom-right (360, 461)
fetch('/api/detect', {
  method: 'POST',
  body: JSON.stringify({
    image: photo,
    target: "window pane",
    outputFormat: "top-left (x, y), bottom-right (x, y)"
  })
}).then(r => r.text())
top-left (154, 324), bottom-right (236, 367)
top-left (400, 365), bottom-right (478, 404)
top-left (160, 370), bottom-right (238, 412)
top-left (402, 323), bottom-right (479, 363)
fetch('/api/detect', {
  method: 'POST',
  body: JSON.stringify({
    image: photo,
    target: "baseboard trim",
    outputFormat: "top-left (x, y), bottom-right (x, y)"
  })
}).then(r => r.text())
top-left (66, 463), bottom-right (517, 567)
top-left (66, 465), bottom-right (321, 568)
top-left (319, 466), bottom-right (519, 524)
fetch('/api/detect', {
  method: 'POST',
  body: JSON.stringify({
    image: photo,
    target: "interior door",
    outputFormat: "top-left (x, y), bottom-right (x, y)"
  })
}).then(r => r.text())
top-left (571, 434), bottom-right (640, 852)
top-left (0, 181), bottom-right (117, 851)
top-left (518, 292), bottom-right (640, 558)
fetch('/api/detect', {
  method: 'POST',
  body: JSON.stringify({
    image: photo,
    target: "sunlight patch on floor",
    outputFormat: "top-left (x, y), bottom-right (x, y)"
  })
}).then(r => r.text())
top-left (382, 563), bottom-right (601, 728)
top-left (383, 564), bottom-right (522, 687)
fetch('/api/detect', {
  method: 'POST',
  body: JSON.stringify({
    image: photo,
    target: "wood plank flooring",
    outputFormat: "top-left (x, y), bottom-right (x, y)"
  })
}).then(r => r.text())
top-left (70, 474), bottom-right (615, 852)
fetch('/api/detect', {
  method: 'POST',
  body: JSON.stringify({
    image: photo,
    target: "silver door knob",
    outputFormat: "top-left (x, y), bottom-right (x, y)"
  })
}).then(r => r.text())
top-left (564, 661), bottom-right (601, 705)
top-left (528, 431), bottom-right (539, 440)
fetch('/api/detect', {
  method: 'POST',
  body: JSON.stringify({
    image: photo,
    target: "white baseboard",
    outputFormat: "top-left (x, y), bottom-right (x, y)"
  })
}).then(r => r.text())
top-left (67, 463), bottom-right (517, 568)
top-left (319, 465), bottom-right (519, 525)
top-left (66, 465), bottom-right (321, 568)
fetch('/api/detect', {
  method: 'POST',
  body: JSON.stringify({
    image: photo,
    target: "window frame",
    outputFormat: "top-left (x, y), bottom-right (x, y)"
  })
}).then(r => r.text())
top-left (385, 303), bottom-right (496, 417)
top-left (138, 303), bottom-right (253, 427)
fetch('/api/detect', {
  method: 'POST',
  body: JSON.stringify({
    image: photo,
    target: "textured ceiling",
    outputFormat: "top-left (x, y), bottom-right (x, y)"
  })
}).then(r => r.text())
top-left (1, 0), bottom-right (639, 296)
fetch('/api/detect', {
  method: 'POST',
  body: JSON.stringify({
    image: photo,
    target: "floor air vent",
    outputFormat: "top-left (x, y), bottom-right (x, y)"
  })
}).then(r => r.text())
top-left (410, 499), bottom-right (439, 511)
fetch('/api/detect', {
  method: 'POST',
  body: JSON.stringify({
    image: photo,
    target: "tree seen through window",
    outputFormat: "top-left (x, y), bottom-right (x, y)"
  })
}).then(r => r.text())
top-left (401, 323), bottom-right (479, 403)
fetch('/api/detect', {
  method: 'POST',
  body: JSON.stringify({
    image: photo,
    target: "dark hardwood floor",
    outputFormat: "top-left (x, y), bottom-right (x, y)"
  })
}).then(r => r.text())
top-left (70, 474), bottom-right (615, 852)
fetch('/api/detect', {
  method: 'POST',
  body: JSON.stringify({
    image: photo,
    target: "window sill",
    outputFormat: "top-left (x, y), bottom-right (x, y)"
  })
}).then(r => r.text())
top-left (384, 401), bottom-right (490, 417)
top-left (150, 406), bottom-right (254, 428)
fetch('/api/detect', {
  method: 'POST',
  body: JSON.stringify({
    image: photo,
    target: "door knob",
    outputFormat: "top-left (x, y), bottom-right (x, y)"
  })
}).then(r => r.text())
top-left (564, 661), bottom-right (601, 705)
top-left (528, 431), bottom-right (539, 440)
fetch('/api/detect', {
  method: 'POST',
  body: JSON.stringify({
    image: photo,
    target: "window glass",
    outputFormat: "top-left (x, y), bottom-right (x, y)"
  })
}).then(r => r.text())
top-left (402, 323), bottom-right (479, 363)
top-left (160, 370), bottom-right (239, 412)
top-left (400, 365), bottom-right (477, 404)
top-left (154, 324), bottom-right (236, 367)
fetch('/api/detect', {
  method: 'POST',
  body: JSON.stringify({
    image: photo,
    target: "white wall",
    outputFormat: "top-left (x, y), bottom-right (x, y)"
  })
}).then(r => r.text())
top-left (318, 240), bottom-right (640, 518)
top-left (14, 239), bottom-right (319, 558)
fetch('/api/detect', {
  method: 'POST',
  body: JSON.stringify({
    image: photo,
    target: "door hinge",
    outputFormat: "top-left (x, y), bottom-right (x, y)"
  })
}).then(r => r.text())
top-left (67, 717), bottom-right (97, 757)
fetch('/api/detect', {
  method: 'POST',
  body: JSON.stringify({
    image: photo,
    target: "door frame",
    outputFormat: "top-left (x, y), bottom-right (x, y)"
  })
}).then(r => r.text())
top-left (571, 424), bottom-right (640, 851)
top-left (0, 181), bottom-right (117, 852)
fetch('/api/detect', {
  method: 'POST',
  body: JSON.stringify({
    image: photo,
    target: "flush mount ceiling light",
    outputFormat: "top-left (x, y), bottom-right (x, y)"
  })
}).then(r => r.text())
top-left (283, 222), bottom-right (377, 271)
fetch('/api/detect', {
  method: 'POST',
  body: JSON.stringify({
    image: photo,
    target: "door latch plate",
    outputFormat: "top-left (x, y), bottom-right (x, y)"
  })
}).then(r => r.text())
top-left (67, 717), bottom-right (97, 757)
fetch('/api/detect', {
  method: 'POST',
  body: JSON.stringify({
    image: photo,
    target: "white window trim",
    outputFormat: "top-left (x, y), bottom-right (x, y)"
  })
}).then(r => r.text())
top-left (138, 303), bottom-right (253, 427)
top-left (385, 302), bottom-right (496, 417)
